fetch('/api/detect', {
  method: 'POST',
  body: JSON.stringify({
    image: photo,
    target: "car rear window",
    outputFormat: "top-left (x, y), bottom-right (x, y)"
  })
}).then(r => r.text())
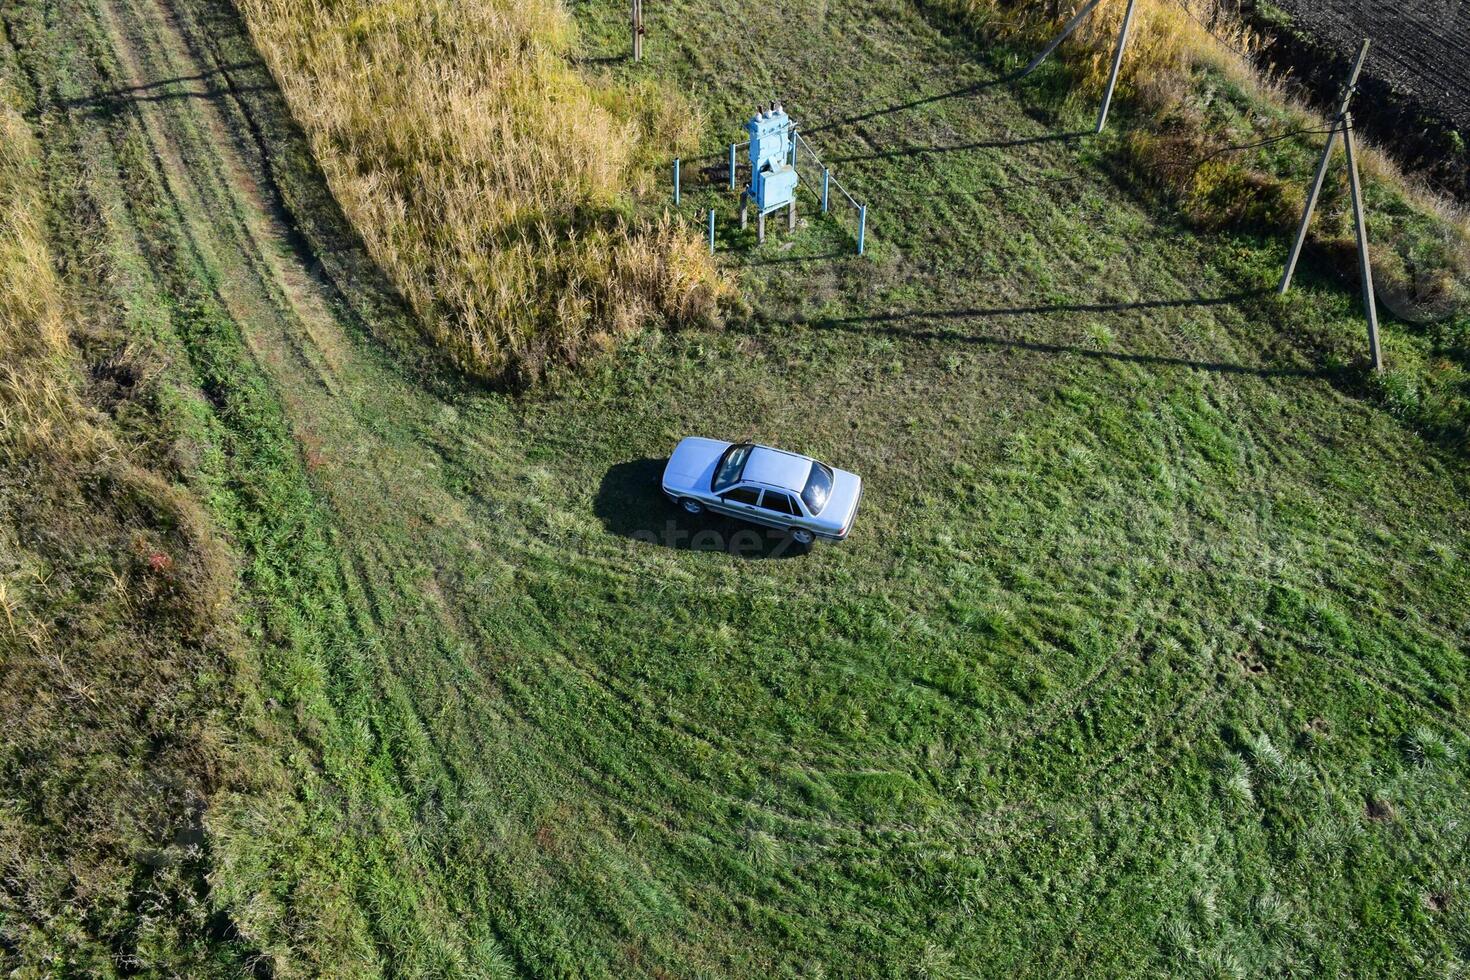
top-left (801, 462), bottom-right (834, 515)
top-left (712, 444), bottom-right (752, 492)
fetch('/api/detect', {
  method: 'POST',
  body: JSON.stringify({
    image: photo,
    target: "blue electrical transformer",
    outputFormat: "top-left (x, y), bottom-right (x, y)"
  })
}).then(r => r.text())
top-left (746, 103), bottom-right (797, 215)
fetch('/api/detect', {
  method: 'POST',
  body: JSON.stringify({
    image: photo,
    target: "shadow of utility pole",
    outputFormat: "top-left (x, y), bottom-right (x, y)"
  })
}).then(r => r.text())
top-left (803, 70), bottom-right (1026, 137)
top-left (826, 130), bottom-right (1087, 165)
top-left (804, 292), bottom-right (1326, 378)
top-left (54, 64), bottom-right (263, 114)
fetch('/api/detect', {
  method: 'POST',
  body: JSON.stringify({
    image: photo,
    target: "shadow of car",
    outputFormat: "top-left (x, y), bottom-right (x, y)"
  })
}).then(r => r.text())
top-left (594, 458), bottom-right (810, 560)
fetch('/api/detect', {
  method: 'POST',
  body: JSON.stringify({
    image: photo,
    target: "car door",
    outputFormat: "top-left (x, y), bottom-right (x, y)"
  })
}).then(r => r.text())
top-left (714, 485), bottom-right (761, 518)
top-left (754, 489), bottom-right (801, 529)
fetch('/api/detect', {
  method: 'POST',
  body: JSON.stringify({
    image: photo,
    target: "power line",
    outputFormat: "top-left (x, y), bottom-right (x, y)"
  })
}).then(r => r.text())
top-left (1188, 124), bottom-right (1340, 174)
top-left (1162, 0), bottom-right (1256, 63)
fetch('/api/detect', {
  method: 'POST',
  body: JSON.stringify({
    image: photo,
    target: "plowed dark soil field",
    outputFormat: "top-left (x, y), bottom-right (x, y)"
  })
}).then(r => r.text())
top-left (1268, 0), bottom-right (1470, 135)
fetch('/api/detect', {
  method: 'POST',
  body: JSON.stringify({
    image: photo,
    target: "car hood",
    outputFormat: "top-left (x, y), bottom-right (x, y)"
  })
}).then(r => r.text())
top-left (662, 437), bottom-right (732, 494)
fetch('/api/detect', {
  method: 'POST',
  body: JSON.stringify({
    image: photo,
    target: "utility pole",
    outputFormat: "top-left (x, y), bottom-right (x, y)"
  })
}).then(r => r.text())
top-left (1276, 39), bottom-right (1382, 371)
top-left (631, 0), bottom-right (644, 63)
top-left (1278, 38), bottom-right (1370, 294)
top-left (1095, 0), bottom-right (1138, 133)
top-left (1018, 0), bottom-right (1134, 134)
top-left (1021, 0), bottom-right (1106, 78)
top-left (1343, 111), bottom-right (1383, 371)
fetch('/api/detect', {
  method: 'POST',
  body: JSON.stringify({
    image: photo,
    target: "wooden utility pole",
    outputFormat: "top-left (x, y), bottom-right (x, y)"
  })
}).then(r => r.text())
top-left (1343, 111), bottom-right (1383, 371)
top-left (1021, 0), bottom-right (1106, 78)
top-left (631, 0), bottom-right (644, 62)
top-left (1279, 38), bottom-right (1370, 294)
top-left (1018, 0), bottom-right (1135, 134)
top-left (1278, 39), bottom-right (1382, 371)
top-left (1095, 0), bottom-right (1138, 133)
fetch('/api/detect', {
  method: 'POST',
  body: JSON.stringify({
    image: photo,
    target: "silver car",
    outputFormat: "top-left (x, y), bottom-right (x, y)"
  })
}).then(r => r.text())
top-left (661, 438), bottom-right (864, 546)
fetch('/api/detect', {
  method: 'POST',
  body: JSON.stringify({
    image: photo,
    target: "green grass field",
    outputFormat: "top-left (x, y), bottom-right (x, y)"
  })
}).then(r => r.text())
top-left (2, 0), bottom-right (1467, 974)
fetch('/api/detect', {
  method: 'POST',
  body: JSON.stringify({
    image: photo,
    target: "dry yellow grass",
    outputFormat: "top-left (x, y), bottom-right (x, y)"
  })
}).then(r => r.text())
top-left (936, 0), bottom-right (1252, 90)
top-left (0, 99), bottom-right (89, 458)
top-left (238, 0), bottom-right (733, 384)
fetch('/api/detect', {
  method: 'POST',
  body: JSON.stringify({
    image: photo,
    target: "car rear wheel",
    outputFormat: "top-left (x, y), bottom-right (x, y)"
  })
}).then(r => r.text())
top-left (680, 498), bottom-right (704, 515)
top-left (790, 527), bottom-right (815, 547)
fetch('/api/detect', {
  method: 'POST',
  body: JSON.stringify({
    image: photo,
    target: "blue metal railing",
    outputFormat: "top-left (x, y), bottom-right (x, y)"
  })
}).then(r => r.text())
top-left (791, 129), bottom-right (868, 255)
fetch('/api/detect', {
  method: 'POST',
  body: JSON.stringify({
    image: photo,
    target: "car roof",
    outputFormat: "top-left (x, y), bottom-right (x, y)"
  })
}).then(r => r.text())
top-left (741, 446), bottom-right (813, 493)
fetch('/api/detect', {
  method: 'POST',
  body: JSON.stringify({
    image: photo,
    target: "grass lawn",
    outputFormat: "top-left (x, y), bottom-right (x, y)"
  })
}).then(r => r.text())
top-left (2, 0), bottom-right (1467, 973)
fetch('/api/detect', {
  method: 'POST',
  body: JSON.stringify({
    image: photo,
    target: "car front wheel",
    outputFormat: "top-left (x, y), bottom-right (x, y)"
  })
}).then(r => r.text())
top-left (790, 527), bottom-right (815, 547)
top-left (680, 498), bottom-right (704, 515)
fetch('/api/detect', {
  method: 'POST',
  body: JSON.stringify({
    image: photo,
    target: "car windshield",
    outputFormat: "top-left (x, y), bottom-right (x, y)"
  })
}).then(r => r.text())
top-left (712, 444), bottom-right (752, 492)
top-left (801, 462), bottom-right (834, 515)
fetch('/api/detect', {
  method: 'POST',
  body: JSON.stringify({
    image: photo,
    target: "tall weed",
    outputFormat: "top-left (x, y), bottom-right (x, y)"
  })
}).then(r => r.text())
top-left (239, 0), bottom-right (733, 384)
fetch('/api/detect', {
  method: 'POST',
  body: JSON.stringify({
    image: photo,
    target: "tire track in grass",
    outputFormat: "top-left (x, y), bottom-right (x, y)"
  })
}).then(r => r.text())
top-left (99, 0), bottom-right (344, 400)
top-left (75, 33), bottom-right (441, 975)
top-left (341, 523), bottom-right (843, 962)
top-left (335, 538), bottom-right (672, 967)
top-left (755, 62), bottom-right (1259, 889)
top-left (445, 534), bottom-right (1185, 909)
top-left (84, 0), bottom-right (571, 966)
top-left (130, 0), bottom-right (352, 387)
top-left (785, 664), bottom-right (1229, 865)
top-left (499, 472), bottom-right (1170, 829)
top-left (504, 545), bottom-right (1172, 860)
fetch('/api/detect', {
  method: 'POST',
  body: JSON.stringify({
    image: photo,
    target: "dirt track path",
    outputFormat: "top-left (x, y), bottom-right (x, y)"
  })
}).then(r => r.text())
top-left (26, 0), bottom-right (548, 967)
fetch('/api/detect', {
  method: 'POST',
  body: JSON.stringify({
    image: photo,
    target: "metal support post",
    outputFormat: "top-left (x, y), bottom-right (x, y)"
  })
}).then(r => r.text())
top-left (788, 200), bottom-right (796, 232)
top-left (789, 128), bottom-right (798, 167)
top-left (673, 158), bottom-right (680, 205)
top-left (1343, 112), bottom-right (1383, 371)
top-left (1279, 38), bottom-right (1371, 294)
top-left (1095, 0), bottom-right (1138, 134)
top-left (708, 209), bottom-right (716, 255)
top-left (729, 143), bottom-right (737, 190)
top-left (857, 204), bottom-right (867, 256)
top-left (1022, 0), bottom-right (1105, 78)
top-left (757, 210), bottom-right (766, 244)
top-left (822, 169), bottom-right (830, 213)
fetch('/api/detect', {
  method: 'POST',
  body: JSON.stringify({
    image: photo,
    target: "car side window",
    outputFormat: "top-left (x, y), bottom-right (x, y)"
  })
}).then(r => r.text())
top-left (760, 491), bottom-right (797, 515)
top-left (721, 486), bottom-right (760, 506)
